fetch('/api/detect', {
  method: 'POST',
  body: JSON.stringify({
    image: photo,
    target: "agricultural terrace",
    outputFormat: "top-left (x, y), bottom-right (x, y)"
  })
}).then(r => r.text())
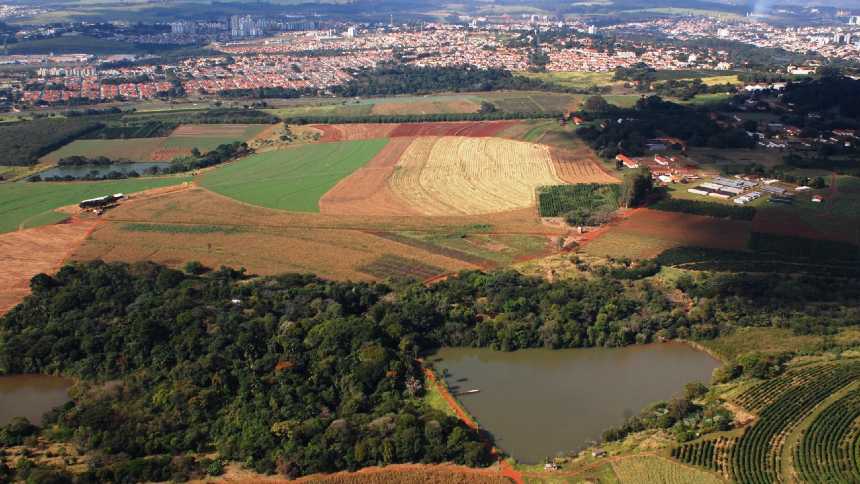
top-left (39, 124), bottom-right (266, 163)
top-left (200, 139), bottom-right (387, 212)
top-left (0, 177), bottom-right (191, 233)
top-left (388, 136), bottom-right (564, 216)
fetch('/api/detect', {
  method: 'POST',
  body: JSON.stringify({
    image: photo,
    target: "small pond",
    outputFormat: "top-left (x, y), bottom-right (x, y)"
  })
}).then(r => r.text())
top-left (432, 342), bottom-right (720, 464)
top-left (0, 375), bottom-right (74, 426)
top-left (35, 162), bottom-right (171, 180)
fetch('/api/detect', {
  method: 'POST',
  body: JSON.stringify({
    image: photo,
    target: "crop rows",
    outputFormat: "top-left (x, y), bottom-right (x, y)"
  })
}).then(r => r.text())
top-left (389, 136), bottom-right (563, 215)
top-left (795, 388), bottom-right (860, 483)
top-left (672, 437), bottom-right (735, 479)
top-left (729, 361), bottom-right (860, 484)
top-left (537, 184), bottom-right (620, 217)
top-left (733, 362), bottom-right (843, 413)
top-left (357, 254), bottom-right (447, 281)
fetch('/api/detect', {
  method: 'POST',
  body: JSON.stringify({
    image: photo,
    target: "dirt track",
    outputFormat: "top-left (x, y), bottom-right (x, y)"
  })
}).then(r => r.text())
top-left (0, 217), bottom-right (100, 315)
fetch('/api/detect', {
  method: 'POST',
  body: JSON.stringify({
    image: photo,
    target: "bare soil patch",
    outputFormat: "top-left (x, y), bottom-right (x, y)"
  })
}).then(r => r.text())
top-left (150, 147), bottom-right (192, 160)
top-left (313, 124), bottom-right (398, 142)
top-left (389, 121), bottom-right (520, 137)
top-left (0, 217), bottom-right (100, 315)
top-left (319, 137), bottom-right (419, 216)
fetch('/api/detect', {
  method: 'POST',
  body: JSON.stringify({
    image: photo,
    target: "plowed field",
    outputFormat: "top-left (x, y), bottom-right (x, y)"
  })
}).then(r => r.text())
top-left (388, 136), bottom-right (564, 215)
top-left (583, 209), bottom-right (752, 259)
top-left (551, 148), bottom-right (619, 184)
top-left (319, 137), bottom-right (418, 216)
top-left (313, 121), bottom-right (522, 142)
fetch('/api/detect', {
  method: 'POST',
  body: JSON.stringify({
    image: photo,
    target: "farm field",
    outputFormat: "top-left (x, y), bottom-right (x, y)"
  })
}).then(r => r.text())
top-left (583, 209), bottom-right (752, 259)
top-left (370, 99), bottom-right (480, 115)
top-left (0, 176), bottom-right (191, 233)
top-left (39, 123), bottom-right (266, 163)
top-left (39, 138), bottom-right (167, 163)
top-left (201, 139), bottom-right (387, 212)
top-left (611, 455), bottom-right (723, 484)
top-left (71, 187), bottom-right (564, 280)
top-left (388, 136), bottom-right (563, 215)
top-left (516, 71), bottom-right (620, 90)
top-left (0, 217), bottom-right (99, 315)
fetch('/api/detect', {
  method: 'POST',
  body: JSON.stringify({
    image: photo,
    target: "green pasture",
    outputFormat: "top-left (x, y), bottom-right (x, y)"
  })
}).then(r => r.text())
top-left (200, 139), bottom-right (387, 212)
top-left (0, 176), bottom-right (190, 233)
top-left (517, 71), bottom-right (619, 90)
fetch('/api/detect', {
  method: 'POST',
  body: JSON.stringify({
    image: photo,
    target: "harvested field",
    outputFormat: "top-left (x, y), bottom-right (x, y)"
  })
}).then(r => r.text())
top-left (357, 254), bottom-right (447, 280)
top-left (319, 137), bottom-right (419, 216)
top-left (611, 455), bottom-right (723, 484)
top-left (370, 99), bottom-right (479, 115)
top-left (74, 188), bottom-right (563, 280)
top-left (551, 148), bottom-right (619, 184)
top-left (583, 209), bottom-right (752, 259)
top-left (201, 139), bottom-right (387, 212)
top-left (388, 136), bottom-right (564, 215)
top-left (0, 217), bottom-right (99, 315)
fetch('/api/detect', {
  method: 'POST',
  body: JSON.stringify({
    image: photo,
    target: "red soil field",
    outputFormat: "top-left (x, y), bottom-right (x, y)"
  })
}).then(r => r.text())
top-left (0, 217), bottom-right (100, 315)
top-left (388, 120), bottom-right (521, 137)
top-left (313, 124), bottom-right (398, 142)
top-left (319, 137), bottom-right (419, 216)
top-left (313, 121), bottom-right (523, 142)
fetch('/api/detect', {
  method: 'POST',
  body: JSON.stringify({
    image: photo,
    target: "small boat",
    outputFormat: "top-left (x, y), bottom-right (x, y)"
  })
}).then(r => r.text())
top-left (461, 389), bottom-right (480, 395)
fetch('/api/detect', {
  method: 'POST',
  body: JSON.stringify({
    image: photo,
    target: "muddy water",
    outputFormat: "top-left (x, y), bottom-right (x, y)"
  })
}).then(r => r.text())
top-left (432, 342), bottom-right (720, 464)
top-left (0, 375), bottom-right (73, 426)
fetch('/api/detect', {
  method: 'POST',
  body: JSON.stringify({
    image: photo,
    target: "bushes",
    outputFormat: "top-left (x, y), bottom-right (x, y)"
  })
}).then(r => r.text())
top-left (748, 232), bottom-right (860, 262)
top-left (537, 183), bottom-right (620, 220)
top-left (650, 198), bottom-right (757, 221)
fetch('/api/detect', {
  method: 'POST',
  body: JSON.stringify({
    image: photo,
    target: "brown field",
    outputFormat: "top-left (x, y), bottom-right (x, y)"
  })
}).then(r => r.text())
top-left (313, 121), bottom-right (523, 142)
top-left (149, 148), bottom-right (192, 161)
top-left (208, 463), bottom-right (511, 484)
top-left (71, 188), bottom-right (564, 280)
top-left (313, 124), bottom-right (398, 142)
top-left (370, 99), bottom-right (480, 115)
top-left (551, 148), bottom-right (619, 184)
top-left (583, 209), bottom-right (752, 259)
top-left (357, 254), bottom-right (447, 280)
top-left (0, 217), bottom-right (100, 315)
top-left (319, 137), bottom-right (419, 216)
top-left (389, 136), bottom-right (564, 216)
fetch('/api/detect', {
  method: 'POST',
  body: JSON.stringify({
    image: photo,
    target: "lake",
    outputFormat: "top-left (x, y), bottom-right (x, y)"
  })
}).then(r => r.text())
top-left (432, 342), bottom-right (721, 464)
top-left (37, 162), bottom-right (171, 180)
top-left (0, 375), bottom-right (73, 426)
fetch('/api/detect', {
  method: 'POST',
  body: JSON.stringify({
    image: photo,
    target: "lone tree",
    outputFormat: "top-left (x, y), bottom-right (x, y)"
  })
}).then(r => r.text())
top-left (621, 167), bottom-right (653, 208)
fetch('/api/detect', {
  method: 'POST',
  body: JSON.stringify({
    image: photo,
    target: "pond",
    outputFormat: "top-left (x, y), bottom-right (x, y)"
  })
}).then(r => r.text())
top-left (0, 375), bottom-right (74, 426)
top-left (432, 342), bottom-right (721, 464)
top-left (36, 162), bottom-right (171, 180)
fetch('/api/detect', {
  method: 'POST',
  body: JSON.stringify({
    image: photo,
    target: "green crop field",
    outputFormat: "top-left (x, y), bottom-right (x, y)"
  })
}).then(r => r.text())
top-left (0, 176), bottom-right (190, 233)
top-left (40, 138), bottom-right (168, 163)
top-left (200, 139), bottom-right (387, 212)
top-left (517, 71), bottom-right (620, 90)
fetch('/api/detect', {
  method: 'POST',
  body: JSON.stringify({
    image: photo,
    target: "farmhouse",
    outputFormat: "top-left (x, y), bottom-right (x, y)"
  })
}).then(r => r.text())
top-left (79, 193), bottom-right (124, 209)
top-left (616, 154), bottom-right (639, 169)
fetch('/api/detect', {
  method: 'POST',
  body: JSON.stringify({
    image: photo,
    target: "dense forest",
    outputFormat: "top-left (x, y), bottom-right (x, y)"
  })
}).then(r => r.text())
top-left (576, 95), bottom-right (754, 157)
top-left (2, 246), bottom-right (860, 480)
top-left (0, 118), bottom-right (103, 166)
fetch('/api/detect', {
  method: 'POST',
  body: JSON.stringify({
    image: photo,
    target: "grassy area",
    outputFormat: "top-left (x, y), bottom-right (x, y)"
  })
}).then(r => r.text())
top-left (200, 139), bottom-right (387, 212)
top-left (0, 176), bottom-right (190, 233)
top-left (517, 71), bottom-right (619, 90)
top-left (700, 327), bottom-right (860, 361)
top-left (422, 375), bottom-right (457, 418)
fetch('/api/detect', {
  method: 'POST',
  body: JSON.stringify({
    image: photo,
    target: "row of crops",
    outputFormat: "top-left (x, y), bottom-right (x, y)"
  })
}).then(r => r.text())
top-left (536, 183), bottom-right (620, 218)
top-left (732, 362), bottom-right (844, 413)
top-left (671, 436), bottom-right (734, 478)
top-left (729, 361), bottom-right (860, 484)
top-left (794, 388), bottom-right (860, 483)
